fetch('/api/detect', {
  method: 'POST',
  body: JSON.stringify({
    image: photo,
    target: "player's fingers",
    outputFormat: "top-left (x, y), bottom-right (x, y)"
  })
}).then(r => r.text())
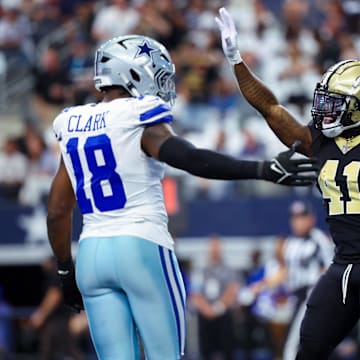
top-left (290, 157), bottom-right (318, 165)
top-left (214, 17), bottom-right (224, 31)
top-left (219, 7), bottom-right (233, 30)
top-left (219, 7), bottom-right (228, 20)
top-left (291, 164), bottom-right (319, 172)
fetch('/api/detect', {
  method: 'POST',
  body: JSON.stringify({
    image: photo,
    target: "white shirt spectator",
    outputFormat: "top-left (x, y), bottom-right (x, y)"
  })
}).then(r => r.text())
top-left (0, 139), bottom-right (27, 184)
top-left (92, 1), bottom-right (139, 43)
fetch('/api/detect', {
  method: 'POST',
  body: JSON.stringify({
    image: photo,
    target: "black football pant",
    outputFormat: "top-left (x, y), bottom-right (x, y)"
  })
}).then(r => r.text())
top-left (296, 263), bottom-right (360, 360)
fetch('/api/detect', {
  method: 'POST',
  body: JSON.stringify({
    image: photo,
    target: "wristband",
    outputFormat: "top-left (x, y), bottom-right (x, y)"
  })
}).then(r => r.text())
top-left (228, 50), bottom-right (242, 65)
top-left (57, 258), bottom-right (74, 276)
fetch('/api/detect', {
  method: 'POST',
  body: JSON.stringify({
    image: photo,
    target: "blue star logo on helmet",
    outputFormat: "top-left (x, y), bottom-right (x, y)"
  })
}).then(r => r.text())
top-left (136, 40), bottom-right (155, 59)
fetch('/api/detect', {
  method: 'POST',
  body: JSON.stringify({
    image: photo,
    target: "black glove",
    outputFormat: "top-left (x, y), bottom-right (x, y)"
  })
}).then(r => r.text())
top-left (260, 141), bottom-right (319, 186)
top-left (57, 259), bottom-right (84, 313)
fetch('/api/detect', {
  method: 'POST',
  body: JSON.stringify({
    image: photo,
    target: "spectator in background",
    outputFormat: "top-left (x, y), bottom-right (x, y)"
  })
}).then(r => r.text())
top-left (71, 0), bottom-right (96, 44)
top-left (250, 201), bottom-right (333, 360)
top-left (63, 35), bottom-right (94, 105)
top-left (69, 312), bottom-right (97, 360)
top-left (0, 0), bottom-right (33, 78)
top-left (233, 248), bottom-right (275, 360)
top-left (33, 47), bottom-right (73, 126)
top-left (27, 1), bottom-right (62, 45)
top-left (91, 0), bottom-right (139, 44)
top-left (18, 126), bottom-right (58, 206)
top-left (190, 235), bottom-right (239, 360)
top-left (0, 137), bottom-right (28, 203)
top-left (314, 0), bottom-right (348, 73)
top-left (135, 0), bottom-right (186, 50)
top-left (174, 37), bottom-right (221, 133)
top-left (29, 257), bottom-right (83, 360)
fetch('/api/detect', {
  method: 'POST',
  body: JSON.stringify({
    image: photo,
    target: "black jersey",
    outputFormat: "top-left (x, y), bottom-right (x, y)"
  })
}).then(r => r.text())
top-left (310, 123), bottom-right (360, 263)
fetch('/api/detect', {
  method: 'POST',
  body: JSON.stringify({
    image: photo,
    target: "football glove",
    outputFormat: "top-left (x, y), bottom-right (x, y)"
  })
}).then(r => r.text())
top-left (215, 7), bottom-right (242, 65)
top-left (57, 259), bottom-right (84, 313)
top-left (260, 141), bottom-right (319, 186)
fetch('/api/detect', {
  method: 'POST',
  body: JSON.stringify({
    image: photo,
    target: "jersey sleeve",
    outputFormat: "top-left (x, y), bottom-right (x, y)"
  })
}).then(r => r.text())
top-left (135, 96), bottom-right (173, 126)
top-left (52, 113), bottom-right (65, 142)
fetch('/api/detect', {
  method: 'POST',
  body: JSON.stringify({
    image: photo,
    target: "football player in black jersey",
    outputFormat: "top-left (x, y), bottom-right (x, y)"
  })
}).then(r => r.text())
top-left (216, 7), bottom-right (360, 360)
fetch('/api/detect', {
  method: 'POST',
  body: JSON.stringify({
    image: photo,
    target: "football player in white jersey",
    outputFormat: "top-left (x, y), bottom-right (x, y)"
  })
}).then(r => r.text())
top-left (46, 34), bottom-right (318, 360)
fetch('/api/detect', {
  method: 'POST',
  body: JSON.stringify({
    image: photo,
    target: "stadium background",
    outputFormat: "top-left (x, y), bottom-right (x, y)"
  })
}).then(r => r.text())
top-left (0, 0), bottom-right (359, 358)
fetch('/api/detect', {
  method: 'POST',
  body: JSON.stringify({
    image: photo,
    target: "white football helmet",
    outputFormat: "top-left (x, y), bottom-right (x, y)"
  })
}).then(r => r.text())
top-left (94, 35), bottom-right (176, 106)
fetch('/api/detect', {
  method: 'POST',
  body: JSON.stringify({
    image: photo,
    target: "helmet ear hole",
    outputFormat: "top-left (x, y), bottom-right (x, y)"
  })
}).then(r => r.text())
top-left (130, 69), bottom-right (140, 82)
top-left (101, 56), bottom-right (110, 63)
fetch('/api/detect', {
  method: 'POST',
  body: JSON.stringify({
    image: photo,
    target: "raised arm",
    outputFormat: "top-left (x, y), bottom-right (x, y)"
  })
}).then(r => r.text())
top-left (215, 7), bottom-right (313, 157)
top-left (141, 122), bottom-right (318, 186)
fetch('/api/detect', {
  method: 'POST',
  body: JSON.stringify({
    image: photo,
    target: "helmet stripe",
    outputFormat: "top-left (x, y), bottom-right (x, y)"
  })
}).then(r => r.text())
top-left (321, 59), bottom-right (356, 88)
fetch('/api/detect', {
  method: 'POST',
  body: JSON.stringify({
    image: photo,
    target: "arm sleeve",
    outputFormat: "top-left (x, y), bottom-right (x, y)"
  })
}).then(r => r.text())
top-left (158, 136), bottom-right (263, 180)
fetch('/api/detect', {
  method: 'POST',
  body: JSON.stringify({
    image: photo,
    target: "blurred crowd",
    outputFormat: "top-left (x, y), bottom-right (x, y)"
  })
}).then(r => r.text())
top-left (2, 200), bottom-right (358, 359)
top-left (0, 1), bottom-right (359, 358)
top-left (0, 0), bottom-right (359, 205)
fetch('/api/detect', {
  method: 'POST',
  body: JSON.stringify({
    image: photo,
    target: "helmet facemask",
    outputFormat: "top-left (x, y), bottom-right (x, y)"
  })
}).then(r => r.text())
top-left (311, 60), bottom-right (360, 138)
top-left (155, 69), bottom-right (176, 106)
top-left (312, 87), bottom-right (358, 138)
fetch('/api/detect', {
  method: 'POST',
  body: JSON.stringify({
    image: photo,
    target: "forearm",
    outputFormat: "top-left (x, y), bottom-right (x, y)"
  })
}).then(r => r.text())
top-left (47, 211), bottom-right (73, 262)
top-left (36, 287), bottom-right (62, 318)
top-left (191, 294), bottom-right (216, 317)
top-left (218, 282), bottom-right (239, 307)
top-left (234, 62), bottom-right (278, 117)
top-left (159, 136), bottom-right (263, 180)
top-left (233, 63), bottom-right (312, 155)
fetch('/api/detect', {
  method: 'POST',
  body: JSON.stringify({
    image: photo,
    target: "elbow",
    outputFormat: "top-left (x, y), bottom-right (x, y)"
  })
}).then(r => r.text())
top-left (46, 211), bottom-right (64, 228)
top-left (47, 205), bottom-right (71, 228)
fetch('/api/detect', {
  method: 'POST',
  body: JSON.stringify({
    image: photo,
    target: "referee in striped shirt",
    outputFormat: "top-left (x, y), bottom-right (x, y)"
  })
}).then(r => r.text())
top-left (279, 201), bottom-right (333, 360)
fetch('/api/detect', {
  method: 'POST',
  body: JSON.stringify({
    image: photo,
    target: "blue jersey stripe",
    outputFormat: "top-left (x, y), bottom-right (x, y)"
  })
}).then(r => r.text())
top-left (140, 104), bottom-right (171, 122)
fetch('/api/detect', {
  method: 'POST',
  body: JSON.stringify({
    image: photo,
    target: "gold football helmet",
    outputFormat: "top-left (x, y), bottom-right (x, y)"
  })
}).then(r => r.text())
top-left (312, 59), bottom-right (360, 138)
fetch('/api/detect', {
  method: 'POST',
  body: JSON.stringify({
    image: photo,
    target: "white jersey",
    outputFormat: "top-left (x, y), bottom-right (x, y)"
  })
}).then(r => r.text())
top-left (53, 95), bottom-right (174, 249)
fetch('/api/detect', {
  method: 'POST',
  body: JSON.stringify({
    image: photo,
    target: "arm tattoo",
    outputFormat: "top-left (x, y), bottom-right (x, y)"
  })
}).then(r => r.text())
top-left (234, 63), bottom-right (312, 156)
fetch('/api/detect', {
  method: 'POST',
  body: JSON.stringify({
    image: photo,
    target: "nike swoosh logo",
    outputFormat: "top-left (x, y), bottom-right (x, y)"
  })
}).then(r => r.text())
top-left (58, 270), bottom-right (70, 276)
top-left (270, 163), bottom-right (281, 174)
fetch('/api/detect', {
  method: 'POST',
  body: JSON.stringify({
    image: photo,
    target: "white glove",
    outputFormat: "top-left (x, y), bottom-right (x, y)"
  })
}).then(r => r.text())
top-left (215, 7), bottom-right (242, 65)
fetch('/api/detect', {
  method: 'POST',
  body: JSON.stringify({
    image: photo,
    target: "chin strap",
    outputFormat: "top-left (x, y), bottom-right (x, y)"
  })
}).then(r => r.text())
top-left (341, 120), bottom-right (360, 138)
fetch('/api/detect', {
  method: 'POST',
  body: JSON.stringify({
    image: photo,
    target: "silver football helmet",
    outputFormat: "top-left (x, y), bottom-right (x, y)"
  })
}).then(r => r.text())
top-left (94, 35), bottom-right (176, 106)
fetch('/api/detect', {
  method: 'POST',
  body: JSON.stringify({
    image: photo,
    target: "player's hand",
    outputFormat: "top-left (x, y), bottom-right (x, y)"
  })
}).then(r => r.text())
top-left (261, 141), bottom-right (319, 186)
top-left (57, 259), bottom-right (84, 313)
top-left (215, 7), bottom-right (242, 65)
